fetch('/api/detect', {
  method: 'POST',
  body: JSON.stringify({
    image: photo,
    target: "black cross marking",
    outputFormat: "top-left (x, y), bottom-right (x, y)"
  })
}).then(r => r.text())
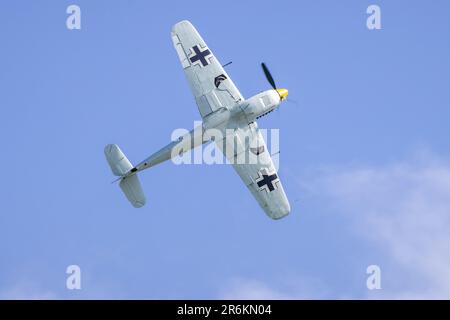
top-left (189, 45), bottom-right (212, 67)
top-left (257, 173), bottom-right (278, 192)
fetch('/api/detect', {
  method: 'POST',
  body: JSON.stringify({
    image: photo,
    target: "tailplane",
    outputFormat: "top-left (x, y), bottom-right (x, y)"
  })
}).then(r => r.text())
top-left (104, 144), bottom-right (146, 208)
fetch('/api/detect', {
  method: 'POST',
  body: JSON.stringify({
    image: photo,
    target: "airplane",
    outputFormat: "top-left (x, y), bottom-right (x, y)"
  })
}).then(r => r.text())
top-left (105, 20), bottom-right (291, 219)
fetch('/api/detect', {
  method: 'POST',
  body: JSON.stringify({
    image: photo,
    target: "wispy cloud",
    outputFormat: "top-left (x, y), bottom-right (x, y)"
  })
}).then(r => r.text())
top-left (219, 276), bottom-right (329, 300)
top-left (220, 150), bottom-right (450, 299)
top-left (310, 150), bottom-right (450, 299)
top-left (219, 279), bottom-right (291, 300)
top-left (0, 281), bottom-right (58, 300)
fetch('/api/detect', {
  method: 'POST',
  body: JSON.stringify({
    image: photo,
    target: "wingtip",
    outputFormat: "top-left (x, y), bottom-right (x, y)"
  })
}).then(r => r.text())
top-left (104, 143), bottom-right (115, 155)
top-left (267, 202), bottom-right (291, 220)
top-left (132, 199), bottom-right (146, 208)
top-left (171, 20), bottom-right (194, 33)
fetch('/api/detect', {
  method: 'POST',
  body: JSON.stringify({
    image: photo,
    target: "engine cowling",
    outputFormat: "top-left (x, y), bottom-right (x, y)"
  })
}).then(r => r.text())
top-left (241, 90), bottom-right (280, 121)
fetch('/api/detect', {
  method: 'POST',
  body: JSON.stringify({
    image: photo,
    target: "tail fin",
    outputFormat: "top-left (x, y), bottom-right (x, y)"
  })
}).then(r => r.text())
top-left (104, 144), bottom-right (146, 208)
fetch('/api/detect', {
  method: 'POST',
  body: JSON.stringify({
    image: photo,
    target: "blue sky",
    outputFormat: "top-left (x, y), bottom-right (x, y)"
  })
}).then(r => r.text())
top-left (1, 0), bottom-right (450, 299)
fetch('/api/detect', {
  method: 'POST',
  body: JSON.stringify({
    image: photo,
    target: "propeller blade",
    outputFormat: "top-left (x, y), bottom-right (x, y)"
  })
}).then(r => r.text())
top-left (261, 63), bottom-right (277, 90)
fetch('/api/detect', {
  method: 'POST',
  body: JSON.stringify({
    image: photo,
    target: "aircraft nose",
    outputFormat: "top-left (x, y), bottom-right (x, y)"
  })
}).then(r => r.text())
top-left (276, 88), bottom-right (289, 101)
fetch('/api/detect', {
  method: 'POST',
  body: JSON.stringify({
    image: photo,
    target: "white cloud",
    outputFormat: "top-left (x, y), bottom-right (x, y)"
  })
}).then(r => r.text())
top-left (221, 150), bottom-right (450, 299)
top-left (220, 279), bottom-right (290, 300)
top-left (0, 282), bottom-right (58, 300)
top-left (307, 150), bottom-right (450, 299)
top-left (219, 276), bottom-right (329, 300)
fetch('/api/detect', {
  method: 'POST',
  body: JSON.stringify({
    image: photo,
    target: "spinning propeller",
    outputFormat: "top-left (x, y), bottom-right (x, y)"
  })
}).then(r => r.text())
top-left (261, 62), bottom-right (289, 101)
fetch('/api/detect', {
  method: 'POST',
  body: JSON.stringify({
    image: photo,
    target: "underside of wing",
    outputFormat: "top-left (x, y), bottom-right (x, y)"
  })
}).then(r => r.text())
top-left (171, 20), bottom-right (244, 118)
top-left (215, 122), bottom-right (291, 219)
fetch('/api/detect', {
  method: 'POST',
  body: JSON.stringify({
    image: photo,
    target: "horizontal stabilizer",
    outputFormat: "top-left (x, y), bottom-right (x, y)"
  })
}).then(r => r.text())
top-left (120, 174), bottom-right (146, 208)
top-left (105, 144), bottom-right (146, 208)
top-left (104, 144), bottom-right (133, 176)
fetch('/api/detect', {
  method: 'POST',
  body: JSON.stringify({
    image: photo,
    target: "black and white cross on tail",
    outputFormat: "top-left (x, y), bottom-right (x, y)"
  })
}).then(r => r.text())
top-left (256, 169), bottom-right (279, 193)
top-left (189, 45), bottom-right (212, 67)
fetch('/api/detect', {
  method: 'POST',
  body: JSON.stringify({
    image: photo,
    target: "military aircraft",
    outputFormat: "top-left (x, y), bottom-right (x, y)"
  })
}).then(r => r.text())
top-left (105, 20), bottom-right (291, 219)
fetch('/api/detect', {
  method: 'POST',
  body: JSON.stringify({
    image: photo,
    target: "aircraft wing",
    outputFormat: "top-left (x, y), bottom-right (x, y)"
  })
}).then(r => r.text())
top-left (171, 20), bottom-right (244, 118)
top-left (215, 121), bottom-right (291, 219)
